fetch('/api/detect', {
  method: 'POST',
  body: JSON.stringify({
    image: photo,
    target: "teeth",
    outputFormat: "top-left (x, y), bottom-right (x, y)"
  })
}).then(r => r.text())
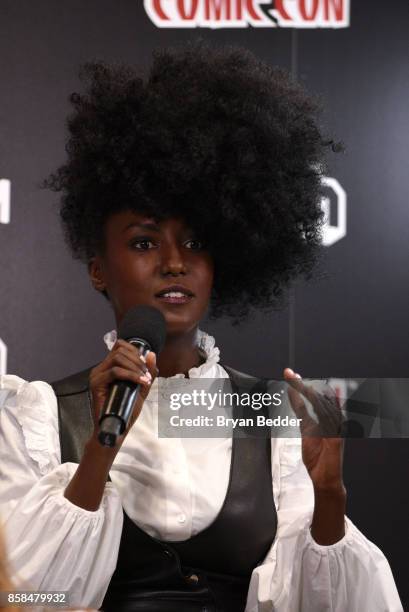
top-left (162, 292), bottom-right (188, 298)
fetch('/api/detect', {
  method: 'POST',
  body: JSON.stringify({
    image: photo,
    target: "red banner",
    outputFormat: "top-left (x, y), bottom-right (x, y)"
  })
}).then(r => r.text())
top-left (144, 0), bottom-right (350, 28)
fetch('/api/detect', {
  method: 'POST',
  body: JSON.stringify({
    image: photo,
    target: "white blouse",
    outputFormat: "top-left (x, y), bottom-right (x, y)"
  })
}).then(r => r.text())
top-left (0, 329), bottom-right (403, 611)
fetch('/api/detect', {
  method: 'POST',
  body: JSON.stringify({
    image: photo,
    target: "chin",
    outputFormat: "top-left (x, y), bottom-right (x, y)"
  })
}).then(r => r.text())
top-left (164, 314), bottom-right (199, 336)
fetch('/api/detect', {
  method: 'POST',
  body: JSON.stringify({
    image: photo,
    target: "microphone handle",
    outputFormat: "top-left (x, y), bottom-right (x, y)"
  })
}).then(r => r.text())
top-left (98, 339), bottom-right (150, 447)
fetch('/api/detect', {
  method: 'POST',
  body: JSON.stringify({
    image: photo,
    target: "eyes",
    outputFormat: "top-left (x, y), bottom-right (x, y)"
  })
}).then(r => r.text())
top-left (129, 237), bottom-right (205, 251)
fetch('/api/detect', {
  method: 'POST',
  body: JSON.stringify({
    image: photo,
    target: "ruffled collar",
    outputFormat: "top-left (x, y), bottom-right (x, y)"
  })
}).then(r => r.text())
top-left (103, 327), bottom-right (220, 379)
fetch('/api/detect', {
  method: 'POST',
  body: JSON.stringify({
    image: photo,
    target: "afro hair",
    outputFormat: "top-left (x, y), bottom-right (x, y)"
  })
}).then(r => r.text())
top-left (46, 38), bottom-right (337, 324)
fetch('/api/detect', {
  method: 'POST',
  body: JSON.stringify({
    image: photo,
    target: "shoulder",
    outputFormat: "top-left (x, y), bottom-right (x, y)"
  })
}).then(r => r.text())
top-left (0, 373), bottom-right (57, 410)
top-left (220, 363), bottom-right (267, 385)
top-left (51, 366), bottom-right (94, 396)
top-left (0, 374), bottom-right (61, 474)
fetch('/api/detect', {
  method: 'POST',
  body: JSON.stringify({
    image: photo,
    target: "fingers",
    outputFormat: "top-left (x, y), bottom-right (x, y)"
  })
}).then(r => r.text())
top-left (91, 365), bottom-right (152, 389)
top-left (284, 368), bottom-right (318, 404)
top-left (287, 386), bottom-right (308, 419)
top-left (287, 386), bottom-right (318, 436)
top-left (94, 340), bottom-right (159, 383)
top-left (100, 339), bottom-right (149, 372)
top-left (311, 392), bottom-right (343, 436)
top-left (284, 368), bottom-right (343, 437)
top-left (90, 340), bottom-right (158, 394)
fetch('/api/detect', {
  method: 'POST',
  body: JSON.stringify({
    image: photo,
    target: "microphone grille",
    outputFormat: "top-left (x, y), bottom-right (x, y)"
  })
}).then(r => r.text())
top-left (118, 305), bottom-right (166, 355)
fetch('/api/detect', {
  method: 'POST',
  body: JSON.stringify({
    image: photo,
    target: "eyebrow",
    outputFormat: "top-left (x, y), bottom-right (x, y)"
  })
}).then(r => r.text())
top-left (123, 222), bottom-right (160, 233)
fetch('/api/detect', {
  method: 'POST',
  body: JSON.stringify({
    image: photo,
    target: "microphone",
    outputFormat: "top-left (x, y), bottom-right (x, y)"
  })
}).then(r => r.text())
top-left (98, 305), bottom-right (167, 447)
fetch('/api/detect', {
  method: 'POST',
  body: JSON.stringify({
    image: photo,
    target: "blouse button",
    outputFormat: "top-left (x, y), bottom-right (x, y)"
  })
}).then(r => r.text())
top-left (177, 513), bottom-right (186, 523)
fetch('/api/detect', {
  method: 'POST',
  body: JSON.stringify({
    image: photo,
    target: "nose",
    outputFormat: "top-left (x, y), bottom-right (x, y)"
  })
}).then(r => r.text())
top-left (160, 241), bottom-right (187, 276)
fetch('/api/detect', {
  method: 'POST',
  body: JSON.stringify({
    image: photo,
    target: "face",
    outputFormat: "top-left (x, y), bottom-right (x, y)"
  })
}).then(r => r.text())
top-left (89, 210), bottom-right (214, 336)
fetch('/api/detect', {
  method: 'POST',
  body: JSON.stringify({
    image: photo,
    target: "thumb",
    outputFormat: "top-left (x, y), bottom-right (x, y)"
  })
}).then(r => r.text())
top-left (284, 368), bottom-right (307, 420)
top-left (135, 352), bottom-right (157, 403)
top-left (144, 351), bottom-right (159, 380)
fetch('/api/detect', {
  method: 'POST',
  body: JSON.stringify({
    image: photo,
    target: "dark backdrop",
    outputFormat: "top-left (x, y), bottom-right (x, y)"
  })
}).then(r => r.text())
top-left (1, 0), bottom-right (408, 606)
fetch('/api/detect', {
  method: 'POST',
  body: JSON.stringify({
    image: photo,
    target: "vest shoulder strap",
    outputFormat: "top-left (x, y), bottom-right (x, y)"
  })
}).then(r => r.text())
top-left (52, 366), bottom-right (93, 396)
top-left (51, 366), bottom-right (95, 464)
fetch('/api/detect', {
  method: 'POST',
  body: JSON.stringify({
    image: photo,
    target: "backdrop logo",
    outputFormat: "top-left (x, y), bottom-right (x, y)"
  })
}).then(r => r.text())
top-left (321, 177), bottom-right (347, 246)
top-left (0, 178), bottom-right (10, 374)
top-left (0, 338), bottom-right (7, 376)
top-left (144, 0), bottom-right (350, 29)
top-left (0, 179), bottom-right (11, 224)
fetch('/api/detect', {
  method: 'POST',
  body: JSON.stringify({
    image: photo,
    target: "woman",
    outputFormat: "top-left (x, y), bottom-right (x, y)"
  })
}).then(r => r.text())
top-left (0, 40), bottom-right (402, 611)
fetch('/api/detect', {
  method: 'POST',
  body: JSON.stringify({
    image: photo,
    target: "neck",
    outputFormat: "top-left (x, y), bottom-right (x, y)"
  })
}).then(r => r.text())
top-left (156, 326), bottom-right (205, 378)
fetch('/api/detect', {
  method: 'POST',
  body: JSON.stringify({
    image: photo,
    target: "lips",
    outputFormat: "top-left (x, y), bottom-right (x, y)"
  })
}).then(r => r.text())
top-left (155, 285), bottom-right (194, 297)
top-left (155, 284), bottom-right (194, 305)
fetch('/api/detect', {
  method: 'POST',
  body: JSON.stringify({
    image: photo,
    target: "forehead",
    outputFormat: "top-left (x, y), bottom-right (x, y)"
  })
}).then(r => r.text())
top-left (105, 210), bottom-right (190, 234)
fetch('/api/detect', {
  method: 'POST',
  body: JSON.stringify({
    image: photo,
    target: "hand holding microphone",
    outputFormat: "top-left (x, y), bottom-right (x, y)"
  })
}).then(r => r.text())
top-left (64, 306), bottom-right (166, 510)
top-left (89, 305), bottom-right (166, 448)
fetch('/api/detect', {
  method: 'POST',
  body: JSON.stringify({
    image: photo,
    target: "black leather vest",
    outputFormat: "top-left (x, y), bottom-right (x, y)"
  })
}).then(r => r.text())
top-left (52, 364), bottom-right (277, 612)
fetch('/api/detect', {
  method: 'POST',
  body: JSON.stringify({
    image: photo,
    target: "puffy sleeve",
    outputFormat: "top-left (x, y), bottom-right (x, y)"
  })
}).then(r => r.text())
top-left (0, 374), bottom-right (123, 609)
top-left (245, 437), bottom-right (403, 612)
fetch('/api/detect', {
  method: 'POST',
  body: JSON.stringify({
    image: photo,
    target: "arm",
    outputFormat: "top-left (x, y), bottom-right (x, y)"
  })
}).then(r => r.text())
top-left (245, 437), bottom-right (403, 612)
top-left (285, 369), bottom-right (347, 545)
top-left (0, 375), bottom-right (122, 608)
top-left (311, 485), bottom-right (346, 545)
top-left (0, 341), bottom-right (157, 607)
top-left (64, 340), bottom-right (157, 510)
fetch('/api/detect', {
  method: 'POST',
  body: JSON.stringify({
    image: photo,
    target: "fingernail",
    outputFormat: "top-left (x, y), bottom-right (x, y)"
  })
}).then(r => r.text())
top-left (140, 375), bottom-right (151, 384)
top-left (295, 373), bottom-right (302, 379)
top-left (140, 355), bottom-right (146, 364)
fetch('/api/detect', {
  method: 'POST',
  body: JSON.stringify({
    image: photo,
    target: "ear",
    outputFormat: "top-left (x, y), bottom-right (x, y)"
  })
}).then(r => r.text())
top-left (88, 256), bottom-right (106, 292)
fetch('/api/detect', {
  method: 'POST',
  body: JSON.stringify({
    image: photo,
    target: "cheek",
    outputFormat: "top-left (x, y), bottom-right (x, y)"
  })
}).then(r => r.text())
top-left (197, 261), bottom-right (214, 294)
top-left (107, 254), bottom-right (154, 291)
